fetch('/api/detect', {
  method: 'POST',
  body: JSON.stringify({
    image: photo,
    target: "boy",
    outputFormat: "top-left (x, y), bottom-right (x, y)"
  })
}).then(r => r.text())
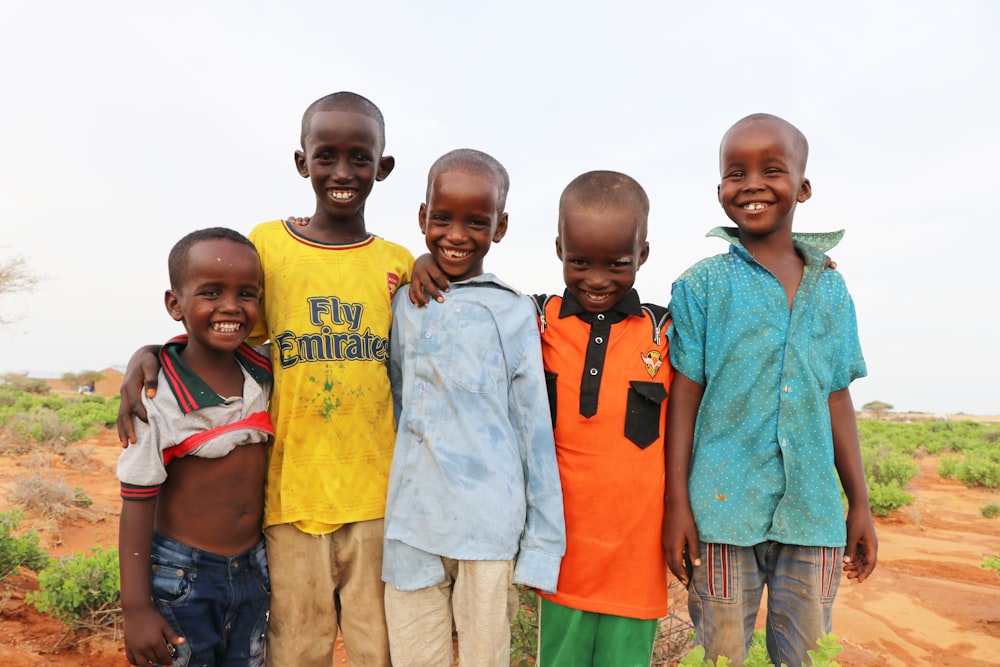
top-left (383, 149), bottom-right (565, 667)
top-left (118, 227), bottom-right (273, 667)
top-left (410, 170), bottom-right (672, 666)
top-left (664, 113), bottom-right (877, 667)
top-left (118, 92), bottom-right (413, 667)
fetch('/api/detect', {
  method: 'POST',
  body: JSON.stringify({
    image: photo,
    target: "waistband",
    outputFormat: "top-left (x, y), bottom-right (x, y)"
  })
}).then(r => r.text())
top-left (152, 531), bottom-right (266, 569)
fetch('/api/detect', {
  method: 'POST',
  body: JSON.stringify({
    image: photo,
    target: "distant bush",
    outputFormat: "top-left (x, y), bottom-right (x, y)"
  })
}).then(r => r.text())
top-left (867, 483), bottom-right (914, 517)
top-left (0, 389), bottom-right (119, 449)
top-left (0, 510), bottom-right (48, 580)
top-left (983, 553), bottom-right (1000, 580)
top-left (11, 474), bottom-right (81, 520)
top-left (981, 503), bottom-right (1000, 518)
top-left (0, 373), bottom-right (50, 395)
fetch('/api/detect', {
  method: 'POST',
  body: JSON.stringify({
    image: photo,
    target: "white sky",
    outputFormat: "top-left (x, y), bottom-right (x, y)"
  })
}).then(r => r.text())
top-left (1, 1), bottom-right (998, 416)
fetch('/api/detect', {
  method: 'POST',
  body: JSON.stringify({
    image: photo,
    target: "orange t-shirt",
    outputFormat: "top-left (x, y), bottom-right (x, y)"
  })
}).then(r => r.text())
top-left (535, 292), bottom-right (672, 619)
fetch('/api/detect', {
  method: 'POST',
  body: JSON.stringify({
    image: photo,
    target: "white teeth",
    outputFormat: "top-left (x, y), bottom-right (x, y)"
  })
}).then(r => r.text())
top-left (442, 248), bottom-right (470, 258)
top-left (744, 202), bottom-right (766, 211)
top-left (213, 323), bottom-right (241, 333)
top-left (584, 292), bottom-right (611, 302)
top-left (329, 191), bottom-right (353, 200)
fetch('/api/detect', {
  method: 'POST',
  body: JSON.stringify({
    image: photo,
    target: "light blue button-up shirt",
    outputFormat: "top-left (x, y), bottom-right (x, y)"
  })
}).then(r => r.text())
top-left (383, 274), bottom-right (565, 592)
top-left (668, 228), bottom-right (866, 547)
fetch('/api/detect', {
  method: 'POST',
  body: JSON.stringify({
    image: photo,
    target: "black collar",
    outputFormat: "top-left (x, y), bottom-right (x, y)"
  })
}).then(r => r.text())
top-left (558, 288), bottom-right (643, 324)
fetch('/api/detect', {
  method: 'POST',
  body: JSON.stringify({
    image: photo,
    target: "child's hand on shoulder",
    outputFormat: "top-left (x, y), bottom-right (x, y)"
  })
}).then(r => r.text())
top-left (409, 253), bottom-right (450, 307)
top-left (286, 216), bottom-right (310, 226)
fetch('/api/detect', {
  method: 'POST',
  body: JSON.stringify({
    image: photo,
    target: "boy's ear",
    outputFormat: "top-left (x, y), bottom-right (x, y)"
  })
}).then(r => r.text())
top-left (492, 213), bottom-right (509, 243)
top-left (797, 178), bottom-right (812, 203)
top-left (164, 290), bottom-right (184, 322)
top-left (418, 202), bottom-right (428, 235)
top-left (294, 150), bottom-right (308, 178)
top-left (717, 184), bottom-right (724, 207)
top-left (637, 240), bottom-right (650, 268)
top-left (555, 235), bottom-right (564, 261)
top-left (376, 155), bottom-right (395, 181)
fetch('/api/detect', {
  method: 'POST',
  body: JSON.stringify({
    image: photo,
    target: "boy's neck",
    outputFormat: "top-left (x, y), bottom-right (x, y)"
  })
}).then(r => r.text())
top-left (304, 210), bottom-right (369, 244)
top-left (180, 345), bottom-right (245, 398)
top-left (738, 228), bottom-right (798, 265)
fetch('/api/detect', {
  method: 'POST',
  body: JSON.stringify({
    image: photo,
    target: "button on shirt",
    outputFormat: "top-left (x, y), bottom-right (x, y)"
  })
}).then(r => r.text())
top-left (383, 274), bottom-right (565, 592)
top-left (667, 228), bottom-right (866, 547)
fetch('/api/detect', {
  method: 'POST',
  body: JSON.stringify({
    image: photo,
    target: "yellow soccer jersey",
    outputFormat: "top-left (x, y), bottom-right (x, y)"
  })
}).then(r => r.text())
top-left (248, 220), bottom-right (413, 531)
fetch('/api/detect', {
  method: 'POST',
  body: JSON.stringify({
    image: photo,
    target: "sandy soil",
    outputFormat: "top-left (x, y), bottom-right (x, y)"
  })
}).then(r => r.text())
top-left (0, 430), bottom-right (997, 666)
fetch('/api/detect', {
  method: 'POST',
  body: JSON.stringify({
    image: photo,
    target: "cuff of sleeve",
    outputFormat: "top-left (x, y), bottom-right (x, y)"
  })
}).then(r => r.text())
top-left (513, 547), bottom-right (562, 594)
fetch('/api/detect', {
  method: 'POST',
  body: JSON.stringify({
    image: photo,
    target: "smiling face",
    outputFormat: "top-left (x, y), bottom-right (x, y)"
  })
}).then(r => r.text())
top-left (165, 238), bottom-right (261, 358)
top-left (717, 117), bottom-right (812, 241)
top-left (419, 170), bottom-right (507, 282)
top-left (294, 109), bottom-right (394, 230)
top-left (556, 203), bottom-right (648, 313)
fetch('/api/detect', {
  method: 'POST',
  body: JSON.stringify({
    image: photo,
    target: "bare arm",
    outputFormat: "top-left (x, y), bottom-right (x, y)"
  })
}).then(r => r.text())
top-left (119, 499), bottom-right (185, 665)
top-left (664, 372), bottom-right (704, 586)
top-left (115, 345), bottom-right (162, 446)
top-left (830, 387), bottom-right (878, 582)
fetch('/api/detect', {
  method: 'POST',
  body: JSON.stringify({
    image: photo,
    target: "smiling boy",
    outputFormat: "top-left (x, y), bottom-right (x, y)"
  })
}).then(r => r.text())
top-left (117, 92), bottom-right (413, 667)
top-left (665, 113), bottom-right (876, 666)
top-left (118, 228), bottom-right (273, 667)
top-left (382, 149), bottom-right (564, 667)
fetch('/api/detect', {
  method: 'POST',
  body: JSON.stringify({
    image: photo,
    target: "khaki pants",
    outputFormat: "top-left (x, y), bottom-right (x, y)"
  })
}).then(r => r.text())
top-left (264, 520), bottom-right (390, 667)
top-left (384, 559), bottom-right (518, 667)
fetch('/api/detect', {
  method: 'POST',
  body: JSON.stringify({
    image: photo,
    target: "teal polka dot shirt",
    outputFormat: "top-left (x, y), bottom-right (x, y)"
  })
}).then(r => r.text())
top-left (667, 228), bottom-right (867, 547)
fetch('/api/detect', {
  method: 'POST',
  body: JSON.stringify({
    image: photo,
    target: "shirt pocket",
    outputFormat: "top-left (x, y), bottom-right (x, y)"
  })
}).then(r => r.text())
top-left (443, 311), bottom-right (504, 394)
top-left (624, 380), bottom-right (667, 449)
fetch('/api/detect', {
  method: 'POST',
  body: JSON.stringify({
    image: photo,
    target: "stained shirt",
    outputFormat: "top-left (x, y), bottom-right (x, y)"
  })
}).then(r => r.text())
top-left (247, 220), bottom-right (413, 532)
top-left (667, 228), bottom-right (866, 547)
top-left (382, 274), bottom-right (565, 593)
top-left (117, 336), bottom-right (274, 499)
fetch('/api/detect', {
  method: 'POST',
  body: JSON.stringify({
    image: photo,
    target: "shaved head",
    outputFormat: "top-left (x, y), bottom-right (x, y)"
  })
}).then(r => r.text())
top-left (558, 171), bottom-right (649, 240)
top-left (721, 113), bottom-right (809, 171)
top-left (300, 91), bottom-right (386, 150)
top-left (425, 149), bottom-right (510, 213)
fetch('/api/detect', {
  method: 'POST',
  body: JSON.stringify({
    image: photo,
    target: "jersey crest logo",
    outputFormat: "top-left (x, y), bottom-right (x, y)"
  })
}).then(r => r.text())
top-left (641, 350), bottom-right (663, 378)
top-left (387, 272), bottom-right (400, 298)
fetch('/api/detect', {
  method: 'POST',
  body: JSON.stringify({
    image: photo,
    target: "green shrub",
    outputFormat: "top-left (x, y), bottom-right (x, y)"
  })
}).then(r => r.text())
top-left (983, 553), bottom-right (1000, 580)
top-left (0, 510), bottom-right (48, 580)
top-left (938, 455), bottom-right (961, 479)
top-left (510, 585), bottom-right (537, 666)
top-left (27, 546), bottom-right (121, 634)
top-left (7, 407), bottom-right (80, 448)
top-left (955, 456), bottom-right (1000, 489)
top-left (867, 482), bottom-right (914, 517)
top-left (680, 630), bottom-right (843, 667)
top-left (981, 503), bottom-right (1000, 518)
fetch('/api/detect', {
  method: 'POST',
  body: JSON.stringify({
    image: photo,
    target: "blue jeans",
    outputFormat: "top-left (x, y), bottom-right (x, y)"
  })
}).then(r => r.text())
top-left (151, 532), bottom-right (270, 667)
top-left (687, 542), bottom-right (842, 667)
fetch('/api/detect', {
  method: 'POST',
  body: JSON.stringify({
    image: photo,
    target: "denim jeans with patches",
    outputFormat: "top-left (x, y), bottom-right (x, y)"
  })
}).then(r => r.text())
top-left (150, 532), bottom-right (270, 667)
top-left (687, 541), bottom-right (842, 667)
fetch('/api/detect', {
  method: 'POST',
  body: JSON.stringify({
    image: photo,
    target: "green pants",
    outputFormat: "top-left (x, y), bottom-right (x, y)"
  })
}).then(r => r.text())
top-left (537, 596), bottom-right (658, 667)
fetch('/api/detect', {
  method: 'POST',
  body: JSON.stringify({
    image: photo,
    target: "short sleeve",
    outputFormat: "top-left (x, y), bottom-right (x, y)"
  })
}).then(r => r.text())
top-left (667, 275), bottom-right (707, 386)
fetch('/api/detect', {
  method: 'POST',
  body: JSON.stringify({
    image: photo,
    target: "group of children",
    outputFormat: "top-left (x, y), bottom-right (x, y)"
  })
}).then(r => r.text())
top-left (115, 91), bottom-right (877, 667)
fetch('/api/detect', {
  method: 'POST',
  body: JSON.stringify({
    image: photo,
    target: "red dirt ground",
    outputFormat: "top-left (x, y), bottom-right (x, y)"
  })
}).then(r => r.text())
top-left (0, 430), bottom-right (998, 666)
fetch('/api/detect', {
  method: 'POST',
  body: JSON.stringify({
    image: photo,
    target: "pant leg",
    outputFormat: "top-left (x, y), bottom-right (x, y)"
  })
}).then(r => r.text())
top-left (332, 518), bottom-right (392, 666)
top-left (264, 523), bottom-right (338, 667)
top-left (687, 542), bottom-right (764, 666)
top-left (384, 558), bottom-right (455, 667)
top-left (537, 597), bottom-right (598, 667)
top-left (764, 543), bottom-right (842, 667)
top-left (219, 539), bottom-right (270, 667)
top-left (451, 560), bottom-right (515, 667)
top-left (592, 612), bottom-right (658, 667)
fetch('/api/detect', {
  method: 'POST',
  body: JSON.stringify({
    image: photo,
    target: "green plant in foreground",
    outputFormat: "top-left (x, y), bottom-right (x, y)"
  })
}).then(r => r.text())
top-left (680, 630), bottom-right (843, 667)
top-left (981, 503), bottom-right (1000, 518)
top-left (27, 546), bottom-right (121, 637)
top-left (0, 510), bottom-right (48, 580)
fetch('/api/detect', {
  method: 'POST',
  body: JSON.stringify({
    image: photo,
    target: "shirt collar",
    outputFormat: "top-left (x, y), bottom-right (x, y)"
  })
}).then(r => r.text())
top-left (558, 288), bottom-right (643, 323)
top-left (707, 226), bottom-right (844, 268)
top-left (160, 335), bottom-right (272, 414)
